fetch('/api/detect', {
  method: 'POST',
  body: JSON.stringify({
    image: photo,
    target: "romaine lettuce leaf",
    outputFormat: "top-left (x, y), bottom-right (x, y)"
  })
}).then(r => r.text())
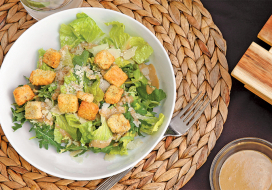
top-left (38, 48), bottom-right (46, 57)
top-left (60, 46), bottom-right (74, 68)
top-left (65, 114), bottom-right (82, 128)
top-left (59, 24), bottom-right (83, 48)
top-left (85, 76), bottom-right (104, 104)
top-left (54, 128), bottom-right (63, 144)
top-left (92, 116), bottom-right (113, 142)
top-left (69, 13), bottom-right (105, 44)
top-left (140, 113), bottom-right (164, 135)
top-left (105, 21), bottom-right (130, 50)
top-left (109, 132), bottom-right (135, 155)
top-left (64, 114), bottom-right (96, 144)
top-left (55, 115), bottom-right (78, 140)
top-left (101, 37), bottom-right (115, 47)
top-left (129, 37), bottom-right (153, 64)
top-left (115, 57), bottom-right (130, 68)
top-left (79, 121), bottom-right (95, 144)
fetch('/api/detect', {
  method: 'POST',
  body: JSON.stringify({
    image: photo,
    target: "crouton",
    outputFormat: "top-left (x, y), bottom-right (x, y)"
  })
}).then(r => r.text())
top-left (104, 85), bottom-right (124, 104)
top-left (29, 69), bottom-right (56, 86)
top-left (42, 48), bottom-right (61, 68)
top-left (94, 50), bottom-right (115, 70)
top-left (25, 101), bottom-right (42, 119)
top-left (107, 114), bottom-right (131, 133)
top-left (103, 65), bottom-right (128, 87)
top-left (77, 91), bottom-right (94, 103)
top-left (13, 85), bottom-right (35, 106)
top-left (58, 94), bottom-right (78, 113)
top-left (77, 101), bottom-right (99, 121)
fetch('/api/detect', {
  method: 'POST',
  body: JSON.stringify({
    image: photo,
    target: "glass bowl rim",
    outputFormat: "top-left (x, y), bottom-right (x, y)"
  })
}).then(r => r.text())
top-left (209, 137), bottom-right (272, 190)
top-left (20, 0), bottom-right (74, 12)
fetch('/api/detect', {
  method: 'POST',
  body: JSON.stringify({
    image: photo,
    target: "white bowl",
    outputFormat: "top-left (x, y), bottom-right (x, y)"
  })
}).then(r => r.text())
top-left (0, 8), bottom-right (175, 180)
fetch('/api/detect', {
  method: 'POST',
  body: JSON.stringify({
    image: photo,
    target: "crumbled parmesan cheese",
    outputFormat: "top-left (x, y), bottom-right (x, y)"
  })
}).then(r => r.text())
top-left (50, 105), bottom-right (62, 115)
top-left (141, 67), bottom-right (150, 80)
top-left (99, 79), bottom-right (110, 92)
top-left (107, 48), bottom-right (121, 59)
top-left (101, 103), bottom-right (110, 113)
top-left (123, 46), bottom-right (137, 60)
top-left (46, 112), bottom-right (53, 120)
top-left (133, 120), bottom-right (141, 127)
top-left (45, 98), bottom-right (53, 109)
top-left (128, 106), bottom-right (140, 127)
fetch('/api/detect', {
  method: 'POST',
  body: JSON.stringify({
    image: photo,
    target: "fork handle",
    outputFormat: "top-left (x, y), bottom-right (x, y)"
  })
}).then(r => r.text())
top-left (95, 167), bottom-right (133, 190)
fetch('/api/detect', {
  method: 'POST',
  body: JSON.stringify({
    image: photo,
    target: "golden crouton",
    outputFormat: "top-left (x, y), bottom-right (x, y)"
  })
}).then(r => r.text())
top-left (43, 48), bottom-right (61, 68)
top-left (58, 94), bottom-right (78, 113)
top-left (103, 65), bottom-right (128, 87)
top-left (94, 50), bottom-right (115, 70)
top-left (77, 101), bottom-right (99, 121)
top-left (107, 114), bottom-right (131, 133)
top-left (13, 85), bottom-right (35, 106)
top-left (29, 69), bottom-right (56, 86)
top-left (77, 91), bottom-right (94, 103)
top-left (25, 101), bottom-right (43, 119)
top-left (104, 85), bottom-right (124, 104)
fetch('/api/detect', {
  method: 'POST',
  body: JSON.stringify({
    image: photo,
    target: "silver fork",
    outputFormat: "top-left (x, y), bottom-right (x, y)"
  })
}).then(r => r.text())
top-left (95, 91), bottom-right (210, 190)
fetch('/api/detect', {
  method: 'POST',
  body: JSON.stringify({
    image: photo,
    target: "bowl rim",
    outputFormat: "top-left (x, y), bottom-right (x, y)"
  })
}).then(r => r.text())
top-left (209, 137), bottom-right (272, 190)
top-left (0, 7), bottom-right (176, 180)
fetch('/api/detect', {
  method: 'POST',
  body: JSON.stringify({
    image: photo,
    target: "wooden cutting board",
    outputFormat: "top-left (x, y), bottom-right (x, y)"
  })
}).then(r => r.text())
top-left (232, 15), bottom-right (272, 104)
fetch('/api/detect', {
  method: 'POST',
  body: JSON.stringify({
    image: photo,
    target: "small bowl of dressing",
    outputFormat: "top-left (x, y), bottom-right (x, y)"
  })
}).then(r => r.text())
top-left (210, 137), bottom-right (272, 190)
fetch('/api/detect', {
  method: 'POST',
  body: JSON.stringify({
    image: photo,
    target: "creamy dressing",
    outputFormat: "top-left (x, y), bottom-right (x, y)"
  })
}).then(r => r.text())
top-left (139, 63), bottom-right (159, 94)
top-left (219, 150), bottom-right (272, 190)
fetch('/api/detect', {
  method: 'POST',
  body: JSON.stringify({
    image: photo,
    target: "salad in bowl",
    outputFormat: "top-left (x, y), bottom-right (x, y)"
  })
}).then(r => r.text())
top-left (11, 12), bottom-right (166, 158)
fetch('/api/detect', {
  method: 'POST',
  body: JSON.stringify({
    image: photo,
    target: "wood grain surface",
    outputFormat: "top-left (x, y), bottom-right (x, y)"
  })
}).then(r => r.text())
top-left (232, 42), bottom-right (272, 104)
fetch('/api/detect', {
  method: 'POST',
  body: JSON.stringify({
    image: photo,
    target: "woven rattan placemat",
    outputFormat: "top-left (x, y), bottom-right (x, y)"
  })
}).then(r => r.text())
top-left (0, 0), bottom-right (231, 189)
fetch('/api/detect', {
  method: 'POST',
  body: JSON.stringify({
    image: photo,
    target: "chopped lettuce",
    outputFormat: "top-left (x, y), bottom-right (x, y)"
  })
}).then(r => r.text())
top-left (115, 57), bottom-right (130, 68)
top-left (55, 115), bottom-right (78, 140)
top-left (54, 128), bottom-right (63, 144)
top-left (85, 76), bottom-right (104, 104)
top-left (60, 46), bottom-right (74, 67)
top-left (65, 114), bottom-right (96, 144)
top-left (59, 24), bottom-right (83, 48)
top-left (72, 50), bottom-right (89, 66)
top-left (105, 21), bottom-right (130, 50)
top-left (92, 116), bottom-right (113, 142)
top-left (140, 113), bottom-right (165, 135)
top-left (129, 37), bottom-right (153, 64)
top-left (69, 13), bottom-right (105, 44)
top-left (65, 114), bottom-right (82, 128)
top-left (109, 132), bottom-right (135, 155)
top-left (123, 64), bottom-right (148, 87)
top-left (64, 70), bottom-right (77, 84)
top-left (79, 122), bottom-right (95, 144)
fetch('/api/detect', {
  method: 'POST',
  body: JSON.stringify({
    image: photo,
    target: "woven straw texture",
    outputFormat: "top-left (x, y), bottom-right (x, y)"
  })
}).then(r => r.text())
top-left (0, 0), bottom-right (231, 189)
